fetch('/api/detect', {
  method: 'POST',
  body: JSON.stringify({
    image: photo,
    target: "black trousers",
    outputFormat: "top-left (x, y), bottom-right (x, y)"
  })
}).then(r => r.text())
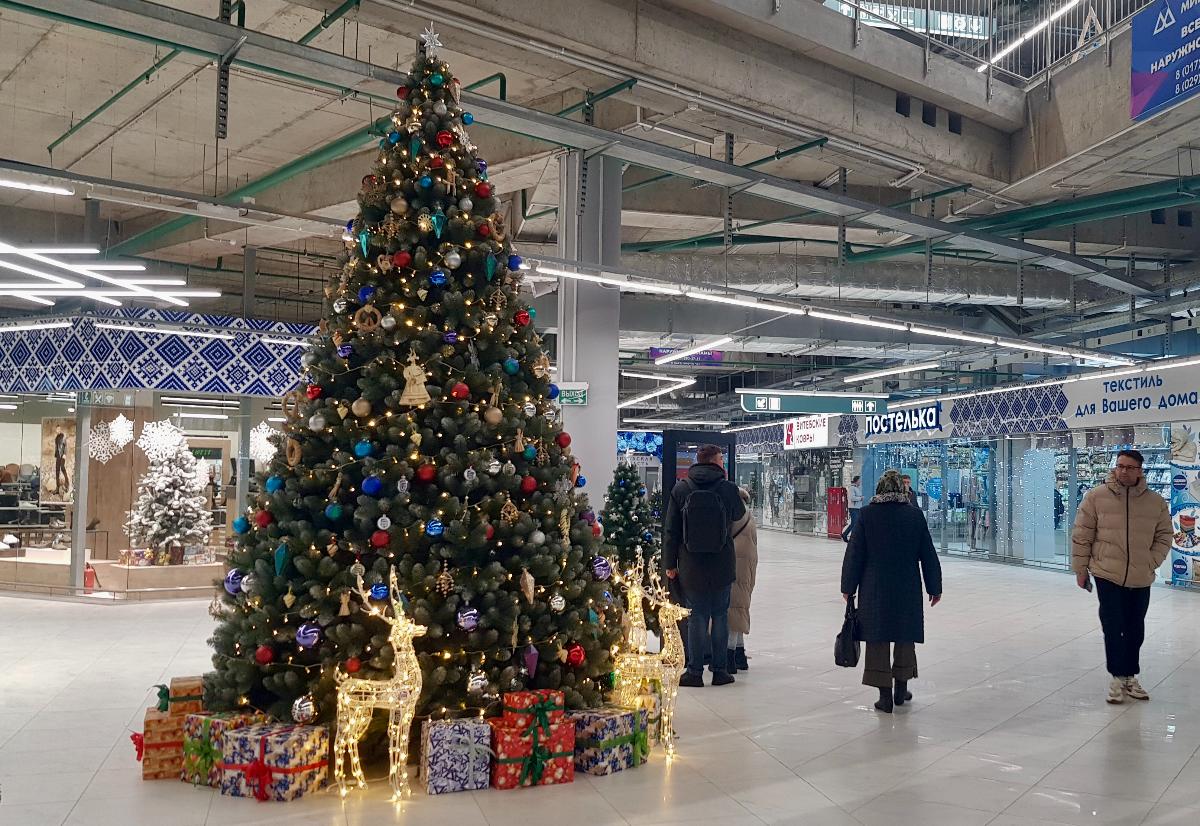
top-left (863, 642), bottom-right (917, 688)
top-left (1095, 576), bottom-right (1151, 678)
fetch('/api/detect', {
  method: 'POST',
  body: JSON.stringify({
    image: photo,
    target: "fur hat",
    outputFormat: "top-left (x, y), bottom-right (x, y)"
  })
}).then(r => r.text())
top-left (875, 470), bottom-right (905, 496)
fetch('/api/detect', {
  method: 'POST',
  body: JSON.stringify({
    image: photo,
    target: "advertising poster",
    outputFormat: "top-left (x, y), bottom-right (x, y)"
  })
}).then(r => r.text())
top-left (1131, 0), bottom-right (1200, 121)
top-left (1169, 421), bottom-right (1200, 584)
top-left (40, 417), bottom-right (76, 503)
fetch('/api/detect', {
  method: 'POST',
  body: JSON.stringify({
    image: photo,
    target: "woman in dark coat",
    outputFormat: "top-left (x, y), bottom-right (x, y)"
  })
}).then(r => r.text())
top-left (841, 470), bottom-right (943, 713)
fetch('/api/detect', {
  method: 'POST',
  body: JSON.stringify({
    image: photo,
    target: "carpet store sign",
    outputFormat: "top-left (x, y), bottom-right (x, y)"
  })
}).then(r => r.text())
top-left (783, 414), bottom-right (832, 450)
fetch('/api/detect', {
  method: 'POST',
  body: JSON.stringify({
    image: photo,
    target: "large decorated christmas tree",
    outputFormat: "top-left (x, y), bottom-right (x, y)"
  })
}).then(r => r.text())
top-left (601, 461), bottom-right (660, 634)
top-left (206, 31), bottom-right (622, 725)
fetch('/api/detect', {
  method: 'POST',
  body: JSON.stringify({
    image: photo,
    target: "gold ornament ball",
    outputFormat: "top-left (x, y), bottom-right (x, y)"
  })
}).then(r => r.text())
top-left (483, 406), bottom-right (503, 425)
top-left (351, 398), bottom-right (372, 417)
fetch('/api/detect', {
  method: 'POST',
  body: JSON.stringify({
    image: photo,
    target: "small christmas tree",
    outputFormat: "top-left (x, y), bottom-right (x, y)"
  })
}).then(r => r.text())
top-left (601, 461), bottom-right (660, 635)
top-left (125, 438), bottom-right (213, 562)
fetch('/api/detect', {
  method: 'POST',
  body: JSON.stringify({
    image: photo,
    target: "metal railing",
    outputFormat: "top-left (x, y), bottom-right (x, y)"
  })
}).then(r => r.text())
top-left (804, 0), bottom-right (1154, 85)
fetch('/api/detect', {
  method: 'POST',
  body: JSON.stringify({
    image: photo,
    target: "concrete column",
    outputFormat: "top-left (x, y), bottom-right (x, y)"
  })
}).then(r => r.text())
top-left (242, 247), bottom-right (257, 318)
top-left (234, 398), bottom-right (252, 517)
top-left (556, 150), bottom-right (621, 490)
top-left (70, 401), bottom-right (92, 591)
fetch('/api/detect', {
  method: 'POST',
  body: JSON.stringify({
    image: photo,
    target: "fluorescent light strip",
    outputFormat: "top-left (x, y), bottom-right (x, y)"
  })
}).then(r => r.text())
top-left (261, 336), bottom-right (309, 346)
top-left (844, 361), bottom-right (941, 383)
top-left (175, 411), bottom-right (230, 419)
top-left (82, 264), bottom-right (145, 271)
top-left (267, 417), bottom-right (286, 423)
top-left (734, 387), bottom-right (890, 399)
top-left (94, 322), bottom-right (235, 341)
top-left (0, 404), bottom-right (16, 410)
top-left (623, 418), bottom-right (730, 426)
top-left (721, 421), bottom-right (779, 433)
top-left (684, 291), bottom-right (802, 313)
top-left (0, 321), bottom-right (72, 333)
top-left (0, 257), bottom-right (84, 288)
top-left (6, 245), bottom-right (192, 306)
top-left (977, 0), bottom-right (1080, 71)
top-left (0, 180), bottom-right (75, 197)
top-left (161, 397), bottom-right (240, 408)
top-left (10, 247), bottom-right (99, 255)
top-left (535, 265), bottom-right (684, 295)
top-left (617, 377), bottom-right (696, 409)
top-left (654, 336), bottom-right (735, 365)
top-left (621, 370), bottom-right (690, 381)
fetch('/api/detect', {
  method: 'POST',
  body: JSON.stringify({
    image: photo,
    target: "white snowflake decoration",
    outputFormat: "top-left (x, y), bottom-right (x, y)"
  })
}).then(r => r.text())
top-left (108, 413), bottom-right (134, 449)
top-left (137, 419), bottom-right (186, 461)
top-left (249, 421), bottom-right (280, 466)
top-left (88, 421), bottom-right (119, 464)
top-left (419, 23), bottom-right (442, 55)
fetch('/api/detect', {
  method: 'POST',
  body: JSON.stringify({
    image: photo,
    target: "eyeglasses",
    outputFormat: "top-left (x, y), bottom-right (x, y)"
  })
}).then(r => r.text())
top-left (1115, 464), bottom-right (1142, 471)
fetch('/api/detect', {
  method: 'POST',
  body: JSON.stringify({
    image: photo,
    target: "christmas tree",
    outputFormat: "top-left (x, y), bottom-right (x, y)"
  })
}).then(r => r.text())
top-left (205, 31), bottom-right (621, 726)
top-left (601, 461), bottom-right (660, 635)
top-left (125, 432), bottom-right (214, 561)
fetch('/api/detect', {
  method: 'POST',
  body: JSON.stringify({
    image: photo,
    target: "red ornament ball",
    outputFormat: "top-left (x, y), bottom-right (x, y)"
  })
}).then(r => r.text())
top-left (477, 222), bottom-right (491, 237)
top-left (305, 384), bottom-right (322, 400)
top-left (485, 523), bottom-right (495, 540)
top-left (362, 175), bottom-right (377, 189)
top-left (416, 464), bottom-right (437, 483)
top-left (254, 645), bottom-right (274, 665)
top-left (370, 529), bottom-right (390, 548)
top-left (392, 250), bottom-right (412, 268)
top-left (435, 130), bottom-right (454, 148)
top-left (254, 510), bottom-right (273, 528)
top-left (555, 432), bottom-right (572, 449)
top-left (450, 381), bottom-right (470, 400)
top-left (566, 643), bottom-right (586, 668)
top-left (520, 475), bottom-right (537, 494)
top-left (514, 309), bottom-right (531, 327)
top-left (591, 523), bottom-right (602, 538)
top-left (395, 86), bottom-right (408, 98)
top-left (430, 156), bottom-right (445, 169)
top-left (345, 657), bottom-right (362, 673)
top-left (474, 181), bottom-right (492, 198)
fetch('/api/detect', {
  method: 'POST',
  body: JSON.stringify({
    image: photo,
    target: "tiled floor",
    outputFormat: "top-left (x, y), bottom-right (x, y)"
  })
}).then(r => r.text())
top-left (3, 531), bottom-right (1200, 824)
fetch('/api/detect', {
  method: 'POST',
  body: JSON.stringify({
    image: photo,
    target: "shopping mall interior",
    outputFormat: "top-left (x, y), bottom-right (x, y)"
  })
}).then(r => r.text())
top-left (2, 0), bottom-right (1200, 823)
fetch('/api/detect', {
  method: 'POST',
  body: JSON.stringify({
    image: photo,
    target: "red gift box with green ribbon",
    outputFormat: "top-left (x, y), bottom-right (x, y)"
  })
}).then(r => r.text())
top-left (500, 689), bottom-right (565, 733)
top-left (489, 718), bottom-right (574, 790)
top-left (180, 712), bottom-right (265, 787)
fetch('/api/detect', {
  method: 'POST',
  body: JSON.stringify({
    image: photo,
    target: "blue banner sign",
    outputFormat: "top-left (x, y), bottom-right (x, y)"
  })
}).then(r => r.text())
top-left (1131, 0), bottom-right (1200, 120)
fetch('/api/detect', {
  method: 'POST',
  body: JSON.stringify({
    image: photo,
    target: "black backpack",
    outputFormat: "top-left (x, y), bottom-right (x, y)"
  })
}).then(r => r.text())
top-left (680, 480), bottom-right (729, 554)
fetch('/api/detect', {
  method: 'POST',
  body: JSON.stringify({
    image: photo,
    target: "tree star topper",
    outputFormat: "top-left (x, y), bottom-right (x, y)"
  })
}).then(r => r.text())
top-left (419, 23), bottom-right (442, 56)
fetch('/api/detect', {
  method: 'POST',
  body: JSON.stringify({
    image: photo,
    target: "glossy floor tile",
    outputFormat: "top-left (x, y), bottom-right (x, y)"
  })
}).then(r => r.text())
top-left (3, 531), bottom-right (1200, 824)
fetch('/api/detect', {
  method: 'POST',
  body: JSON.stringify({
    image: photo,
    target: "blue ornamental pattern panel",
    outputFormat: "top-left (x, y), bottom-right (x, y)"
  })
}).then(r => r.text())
top-left (838, 414), bottom-right (859, 447)
top-left (949, 385), bottom-right (1069, 437)
top-left (735, 423), bottom-right (784, 456)
top-left (0, 308), bottom-right (315, 397)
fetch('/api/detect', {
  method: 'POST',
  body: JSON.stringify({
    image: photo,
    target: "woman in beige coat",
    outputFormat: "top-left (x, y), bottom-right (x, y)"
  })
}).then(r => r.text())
top-left (728, 487), bottom-right (758, 674)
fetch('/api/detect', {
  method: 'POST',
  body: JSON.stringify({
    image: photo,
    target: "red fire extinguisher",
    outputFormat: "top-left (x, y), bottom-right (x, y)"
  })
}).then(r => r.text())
top-left (84, 562), bottom-right (98, 594)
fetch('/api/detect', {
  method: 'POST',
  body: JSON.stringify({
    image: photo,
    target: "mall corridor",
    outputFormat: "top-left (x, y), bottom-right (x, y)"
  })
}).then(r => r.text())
top-left (2, 531), bottom-right (1200, 825)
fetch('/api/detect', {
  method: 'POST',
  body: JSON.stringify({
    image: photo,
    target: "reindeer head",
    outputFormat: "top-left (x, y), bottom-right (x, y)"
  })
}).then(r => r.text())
top-left (353, 569), bottom-right (427, 644)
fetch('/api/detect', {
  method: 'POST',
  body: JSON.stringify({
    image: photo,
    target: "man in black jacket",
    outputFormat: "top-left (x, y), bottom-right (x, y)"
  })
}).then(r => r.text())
top-left (663, 444), bottom-right (746, 687)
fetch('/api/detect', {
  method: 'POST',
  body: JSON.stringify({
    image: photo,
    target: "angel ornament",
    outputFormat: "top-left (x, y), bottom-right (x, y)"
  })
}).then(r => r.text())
top-left (398, 351), bottom-right (432, 407)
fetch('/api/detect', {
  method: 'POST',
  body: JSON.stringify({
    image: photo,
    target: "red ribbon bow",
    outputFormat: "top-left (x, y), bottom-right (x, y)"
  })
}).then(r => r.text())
top-left (243, 757), bottom-right (275, 801)
top-left (131, 732), bottom-right (145, 761)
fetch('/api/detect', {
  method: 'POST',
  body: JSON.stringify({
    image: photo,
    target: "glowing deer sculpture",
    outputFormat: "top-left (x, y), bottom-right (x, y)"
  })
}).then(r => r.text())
top-left (648, 562), bottom-right (689, 756)
top-left (333, 570), bottom-right (425, 800)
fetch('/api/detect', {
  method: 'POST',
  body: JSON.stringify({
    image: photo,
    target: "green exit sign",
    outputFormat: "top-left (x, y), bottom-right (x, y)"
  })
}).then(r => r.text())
top-left (739, 393), bottom-right (888, 415)
top-left (557, 382), bottom-right (588, 406)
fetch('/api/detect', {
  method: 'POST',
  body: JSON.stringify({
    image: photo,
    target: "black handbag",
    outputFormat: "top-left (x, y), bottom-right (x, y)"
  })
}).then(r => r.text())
top-left (835, 597), bottom-right (861, 668)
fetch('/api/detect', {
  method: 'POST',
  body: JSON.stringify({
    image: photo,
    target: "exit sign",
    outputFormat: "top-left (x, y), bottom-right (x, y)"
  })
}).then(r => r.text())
top-left (739, 393), bottom-right (888, 415)
top-left (557, 382), bottom-right (589, 406)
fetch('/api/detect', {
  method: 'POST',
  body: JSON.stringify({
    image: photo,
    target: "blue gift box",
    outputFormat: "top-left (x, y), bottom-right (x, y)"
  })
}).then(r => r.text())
top-left (420, 718), bottom-right (492, 794)
top-left (218, 723), bottom-right (328, 802)
top-left (566, 708), bottom-right (648, 776)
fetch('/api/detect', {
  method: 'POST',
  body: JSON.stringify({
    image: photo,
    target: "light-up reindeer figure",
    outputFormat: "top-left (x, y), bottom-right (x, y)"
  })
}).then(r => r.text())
top-left (647, 561), bottom-right (689, 757)
top-left (333, 569), bottom-right (425, 800)
top-left (613, 556), bottom-right (652, 709)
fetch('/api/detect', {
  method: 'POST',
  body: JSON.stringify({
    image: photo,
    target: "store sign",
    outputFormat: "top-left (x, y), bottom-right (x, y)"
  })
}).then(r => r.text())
top-left (824, 0), bottom-right (992, 38)
top-left (740, 393), bottom-right (886, 415)
top-left (864, 403), bottom-right (943, 439)
top-left (783, 415), bottom-right (833, 450)
top-left (648, 347), bottom-right (723, 364)
top-left (1066, 369), bottom-right (1200, 428)
top-left (557, 382), bottom-right (588, 406)
top-left (1131, 0), bottom-right (1200, 120)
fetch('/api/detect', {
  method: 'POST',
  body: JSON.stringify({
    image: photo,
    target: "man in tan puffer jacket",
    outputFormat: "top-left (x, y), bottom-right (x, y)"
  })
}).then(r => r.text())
top-left (1071, 449), bottom-right (1172, 705)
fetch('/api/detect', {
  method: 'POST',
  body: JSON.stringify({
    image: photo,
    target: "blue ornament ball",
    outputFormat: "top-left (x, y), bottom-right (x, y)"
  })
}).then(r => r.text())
top-left (503, 357), bottom-right (519, 375)
top-left (362, 476), bottom-right (383, 496)
top-left (429, 269), bottom-right (448, 286)
top-left (507, 254), bottom-right (522, 270)
top-left (232, 516), bottom-right (250, 534)
top-left (642, 530), bottom-right (654, 542)
top-left (462, 112), bottom-right (474, 125)
top-left (265, 475), bottom-right (284, 494)
top-left (576, 475), bottom-right (587, 488)
top-left (357, 285), bottom-right (376, 303)
top-left (420, 175), bottom-right (433, 188)
top-left (618, 479), bottom-right (626, 487)
top-left (638, 487), bottom-right (647, 497)
top-left (388, 131), bottom-right (402, 145)
top-left (430, 72), bottom-right (444, 85)
top-left (296, 622), bottom-right (321, 649)
top-left (426, 518), bottom-right (444, 537)
top-left (457, 606), bottom-right (479, 631)
top-left (353, 440), bottom-right (373, 458)
top-left (369, 582), bottom-right (389, 600)
top-left (476, 159), bottom-right (488, 174)
top-left (223, 569), bottom-right (245, 595)
top-left (592, 556), bottom-right (612, 581)
top-left (548, 383), bottom-right (560, 399)
top-left (443, 330), bottom-right (459, 344)
top-left (325, 503), bottom-right (344, 520)
top-left (523, 445), bottom-right (537, 460)
top-left (337, 344), bottom-right (353, 358)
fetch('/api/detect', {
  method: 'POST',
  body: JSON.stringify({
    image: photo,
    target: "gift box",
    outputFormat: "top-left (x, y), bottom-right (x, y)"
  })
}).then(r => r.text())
top-left (489, 719), bottom-right (574, 789)
top-left (120, 548), bottom-right (158, 566)
top-left (420, 718), bottom-right (492, 795)
top-left (181, 711), bottom-right (266, 787)
top-left (218, 723), bottom-right (328, 802)
top-left (567, 707), bottom-right (648, 776)
top-left (500, 689), bottom-right (565, 733)
top-left (135, 708), bottom-right (185, 780)
top-left (633, 679), bottom-right (663, 745)
top-left (154, 675), bottom-right (204, 717)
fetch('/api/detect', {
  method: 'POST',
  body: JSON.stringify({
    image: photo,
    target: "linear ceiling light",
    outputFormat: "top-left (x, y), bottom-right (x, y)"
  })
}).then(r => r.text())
top-left (0, 179), bottom-right (75, 196)
top-left (617, 376), bottom-right (696, 410)
top-left (535, 265), bottom-right (684, 295)
top-left (844, 361), bottom-right (941, 383)
top-left (654, 336), bottom-right (735, 365)
top-left (94, 322), bottom-right (235, 340)
top-left (721, 421), bottom-right (778, 433)
top-left (734, 387), bottom-right (890, 399)
top-left (806, 308), bottom-right (911, 332)
top-left (260, 336), bottom-right (309, 346)
top-left (0, 404), bottom-right (17, 410)
top-left (0, 321), bottom-right (72, 333)
top-left (623, 417), bottom-right (730, 426)
top-left (175, 411), bottom-right (230, 419)
top-left (978, 0), bottom-right (1080, 71)
top-left (160, 396), bottom-right (240, 407)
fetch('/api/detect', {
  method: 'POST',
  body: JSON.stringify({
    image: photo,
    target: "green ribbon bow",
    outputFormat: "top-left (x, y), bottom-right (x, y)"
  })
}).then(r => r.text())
top-left (503, 694), bottom-right (564, 737)
top-left (579, 722), bottom-right (650, 766)
top-left (154, 683), bottom-right (202, 713)
top-left (497, 729), bottom-right (572, 787)
top-left (183, 737), bottom-right (222, 784)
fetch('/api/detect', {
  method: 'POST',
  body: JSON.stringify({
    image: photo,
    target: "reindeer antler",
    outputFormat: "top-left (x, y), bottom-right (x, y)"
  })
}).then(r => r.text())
top-left (646, 553), bottom-right (670, 605)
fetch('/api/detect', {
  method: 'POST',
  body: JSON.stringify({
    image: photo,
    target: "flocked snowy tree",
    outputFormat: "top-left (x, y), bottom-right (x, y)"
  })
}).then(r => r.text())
top-left (125, 437), bottom-right (214, 559)
top-left (205, 32), bottom-right (622, 727)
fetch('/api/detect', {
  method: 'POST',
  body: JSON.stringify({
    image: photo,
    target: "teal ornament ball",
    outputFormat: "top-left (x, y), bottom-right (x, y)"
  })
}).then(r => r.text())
top-left (462, 112), bottom-right (474, 124)
top-left (523, 445), bottom-right (537, 460)
top-left (325, 503), bottom-right (344, 520)
top-left (354, 440), bottom-right (373, 458)
top-left (431, 72), bottom-right (444, 85)
top-left (503, 357), bottom-right (519, 375)
top-left (232, 516), bottom-right (250, 534)
top-left (265, 475), bottom-right (284, 493)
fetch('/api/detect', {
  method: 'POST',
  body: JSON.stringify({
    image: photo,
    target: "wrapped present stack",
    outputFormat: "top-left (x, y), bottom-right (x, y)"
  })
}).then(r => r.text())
top-left (218, 723), bottom-right (329, 802)
top-left (420, 718), bottom-right (492, 795)
top-left (567, 707), bottom-right (649, 776)
top-left (181, 711), bottom-right (266, 787)
top-left (490, 689), bottom-right (574, 790)
top-left (633, 678), bottom-right (664, 746)
top-left (133, 675), bottom-right (205, 781)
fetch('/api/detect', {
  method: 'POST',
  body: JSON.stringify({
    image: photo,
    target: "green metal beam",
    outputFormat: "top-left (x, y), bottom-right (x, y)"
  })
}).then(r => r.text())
top-left (463, 72), bottom-right (507, 100)
top-left (298, 0), bottom-right (360, 45)
top-left (556, 78), bottom-right (637, 118)
top-left (741, 138), bottom-right (828, 170)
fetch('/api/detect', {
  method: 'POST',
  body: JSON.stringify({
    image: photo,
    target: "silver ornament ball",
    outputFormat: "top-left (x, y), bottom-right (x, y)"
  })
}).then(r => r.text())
top-left (308, 414), bottom-right (327, 432)
top-left (458, 197), bottom-right (473, 212)
top-left (444, 249), bottom-right (462, 269)
top-left (291, 694), bottom-right (317, 724)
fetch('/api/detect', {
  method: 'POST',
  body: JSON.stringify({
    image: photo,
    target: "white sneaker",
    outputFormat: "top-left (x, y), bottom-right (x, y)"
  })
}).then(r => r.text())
top-left (2, 533), bottom-right (18, 544)
top-left (1106, 677), bottom-right (1125, 704)
top-left (1124, 676), bottom-right (1149, 700)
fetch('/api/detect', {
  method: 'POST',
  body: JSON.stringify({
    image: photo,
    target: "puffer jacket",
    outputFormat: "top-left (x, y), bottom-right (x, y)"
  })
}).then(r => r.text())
top-left (729, 505), bottom-right (758, 634)
top-left (1071, 472), bottom-right (1172, 588)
